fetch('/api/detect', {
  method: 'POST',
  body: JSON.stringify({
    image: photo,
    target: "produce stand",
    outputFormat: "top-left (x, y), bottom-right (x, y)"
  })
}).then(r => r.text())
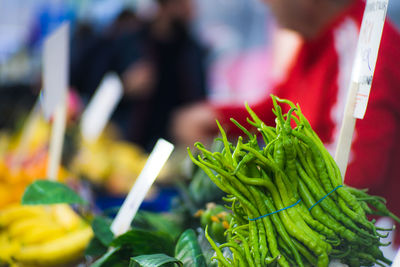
top-left (2, 95), bottom-right (399, 266)
top-left (0, 0), bottom-right (399, 266)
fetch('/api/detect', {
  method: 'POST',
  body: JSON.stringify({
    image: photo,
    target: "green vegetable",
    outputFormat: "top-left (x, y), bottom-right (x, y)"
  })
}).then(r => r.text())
top-left (188, 95), bottom-right (397, 266)
top-left (21, 180), bottom-right (86, 205)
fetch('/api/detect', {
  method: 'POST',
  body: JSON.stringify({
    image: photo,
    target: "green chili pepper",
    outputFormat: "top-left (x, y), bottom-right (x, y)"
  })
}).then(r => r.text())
top-left (234, 231), bottom-right (256, 267)
top-left (205, 225), bottom-right (231, 267)
top-left (297, 178), bottom-right (359, 243)
top-left (219, 242), bottom-right (246, 267)
top-left (290, 237), bottom-right (318, 267)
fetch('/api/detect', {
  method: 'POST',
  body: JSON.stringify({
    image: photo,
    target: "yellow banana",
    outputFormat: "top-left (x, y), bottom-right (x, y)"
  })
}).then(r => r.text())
top-left (50, 204), bottom-right (81, 231)
top-left (15, 225), bottom-right (93, 266)
top-left (19, 223), bottom-right (67, 245)
top-left (7, 216), bottom-right (55, 239)
top-left (6, 205), bottom-right (80, 238)
top-left (0, 204), bottom-right (92, 266)
top-left (0, 233), bottom-right (20, 263)
top-left (0, 205), bottom-right (47, 227)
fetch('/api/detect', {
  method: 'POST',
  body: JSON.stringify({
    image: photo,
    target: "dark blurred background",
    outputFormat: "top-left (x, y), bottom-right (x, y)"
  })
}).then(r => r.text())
top-left (0, 0), bottom-right (271, 140)
top-left (0, 0), bottom-right (399, 147)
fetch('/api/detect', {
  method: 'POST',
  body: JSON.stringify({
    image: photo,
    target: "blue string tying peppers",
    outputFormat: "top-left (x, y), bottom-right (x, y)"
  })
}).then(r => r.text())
top-left (248, 185), bottom-right (343, 221)
top-left (248, 199), bottom-right (301, 221)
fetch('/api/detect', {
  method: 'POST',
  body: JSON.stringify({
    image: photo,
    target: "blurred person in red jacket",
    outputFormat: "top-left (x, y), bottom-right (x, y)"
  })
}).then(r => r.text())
top-left (171, 0), bottom-right (400, 245)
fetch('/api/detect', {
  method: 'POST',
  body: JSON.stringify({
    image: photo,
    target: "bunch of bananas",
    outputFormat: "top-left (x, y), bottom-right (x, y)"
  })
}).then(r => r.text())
top-left (71, 132), bottom-right (148, 195)
top-left (0, 204), bottom-right (93, 266)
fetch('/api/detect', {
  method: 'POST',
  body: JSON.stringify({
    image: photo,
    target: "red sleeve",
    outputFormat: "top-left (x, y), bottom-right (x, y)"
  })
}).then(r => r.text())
top-left (213, 96), bottom-right (275, 135)
top-left (345, 21), bottom-right (400, 193)
top-left (345, 101), bottom-right (397, 189)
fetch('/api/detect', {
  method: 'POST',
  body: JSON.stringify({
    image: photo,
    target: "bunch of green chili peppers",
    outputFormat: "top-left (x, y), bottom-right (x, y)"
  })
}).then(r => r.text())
top-left (188, 95), bottom-right (399, 267)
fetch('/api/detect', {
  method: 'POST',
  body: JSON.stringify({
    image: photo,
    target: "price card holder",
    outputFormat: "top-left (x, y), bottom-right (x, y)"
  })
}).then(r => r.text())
top-left (334, 0), bottom-right (388, 181)
top-left (351, 0), bottom-right (388, 119)
top-left (41, 22), bottom-right (70, 181)
top-left (80, 72), bottom-right (123, 142)
top-left (111, 139), bottom-right (174, 237)
top-left (42, 23), bottom-right (69, 120)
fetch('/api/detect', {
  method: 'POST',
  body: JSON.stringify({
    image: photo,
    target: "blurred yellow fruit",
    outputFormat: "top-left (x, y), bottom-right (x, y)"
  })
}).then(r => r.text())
top-left (72, 128), bottom-right (148, 195)
top-left (0, 205), bottom-right (92, 266)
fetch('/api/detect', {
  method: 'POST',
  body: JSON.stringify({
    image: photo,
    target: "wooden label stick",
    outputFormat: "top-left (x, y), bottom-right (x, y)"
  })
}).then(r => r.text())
top-left (334, 0), bottom-right (388, 181)
top-left (47, 100), bottom-right (67, 181)
top-left (334, 82), bottom-right (358, 181)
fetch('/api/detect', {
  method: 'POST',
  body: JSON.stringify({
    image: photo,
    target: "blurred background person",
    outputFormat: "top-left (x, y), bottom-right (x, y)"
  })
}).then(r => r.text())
top-left (114, 0), bottom-right (208, 151)
top-left (67, 0), bottom-right (207, 151)
top-left (1, 0), bottom-right (399, 131)
top-left (69, 8), bottom-right (144, 143)
top-left (70, 8), bottom-right (142, 99)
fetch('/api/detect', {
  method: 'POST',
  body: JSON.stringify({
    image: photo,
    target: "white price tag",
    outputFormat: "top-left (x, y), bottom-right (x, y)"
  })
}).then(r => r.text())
top-left (80, 72), bottom-right (123, 142)
top-left (42, 22), bottom-right (69, 119)
top-left (351, 0), bottom-right (389, 119)
top-left (111, 139), bottom-right (174, 237)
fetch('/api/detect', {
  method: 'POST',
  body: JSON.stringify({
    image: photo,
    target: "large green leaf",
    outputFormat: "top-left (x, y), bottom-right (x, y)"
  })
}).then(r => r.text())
top-left (89, 247), bottom-right (132, 267)
top-left (129, 254), bottom-right (182, 267)
top-left (196, 228), bottom-right (218, 267)
top-left (21, 180), bottom-right (86, 205)
top-left (90, 247), bottom-right (120, 267)
top-left (175, 229), bottom-right (206, 267)
top-left (92, 216), bottom-right (114, 246)
top-left (188, 167), bottom-right (224, 206)
top-left (85, 237), bottom-right (108, 257)
top-left (111, 229), bottom-right (175, 256)
top-left (133, 211), bottom-right (183, 240)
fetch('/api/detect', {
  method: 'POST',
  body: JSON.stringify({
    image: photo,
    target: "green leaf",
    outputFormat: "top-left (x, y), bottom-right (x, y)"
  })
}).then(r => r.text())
top-left (90, 247), bottom-right (133, 267)
top-left (129, 254), bottom-right (182, 267)
top-left (189, 167), bottom-right (224, 205)
top-left (92, 216), bottom-right (114, 246)
top-left (21, 180), bottom-right (86, 205)
top-left (85, 237), bottom-right (108, 257)
top-left (111, 229), bottom-right (175, 256)
top-left (196, 228), bottom-right (218, 267)
top-left (90, 247), bottom-right (120, 267)
top-left (133, 211), bottom-right (183, 240)
top-left (175, 229), bottom-right (206, 267)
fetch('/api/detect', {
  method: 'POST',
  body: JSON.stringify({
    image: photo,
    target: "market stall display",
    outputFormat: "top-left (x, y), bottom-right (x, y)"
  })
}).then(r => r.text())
top-left (1, 0), bottom-right (399, 266)
top-left (0, 96), bottom-right (398, 267)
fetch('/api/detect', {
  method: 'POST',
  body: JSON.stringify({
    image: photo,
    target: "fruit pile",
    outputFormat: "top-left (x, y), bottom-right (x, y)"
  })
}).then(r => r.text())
top-left (0, 113), bottom-right (73, 209)
top-left (0, 204), bottom-right (93, 266)
top-left (71, 128), bottom-right (148, 195)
